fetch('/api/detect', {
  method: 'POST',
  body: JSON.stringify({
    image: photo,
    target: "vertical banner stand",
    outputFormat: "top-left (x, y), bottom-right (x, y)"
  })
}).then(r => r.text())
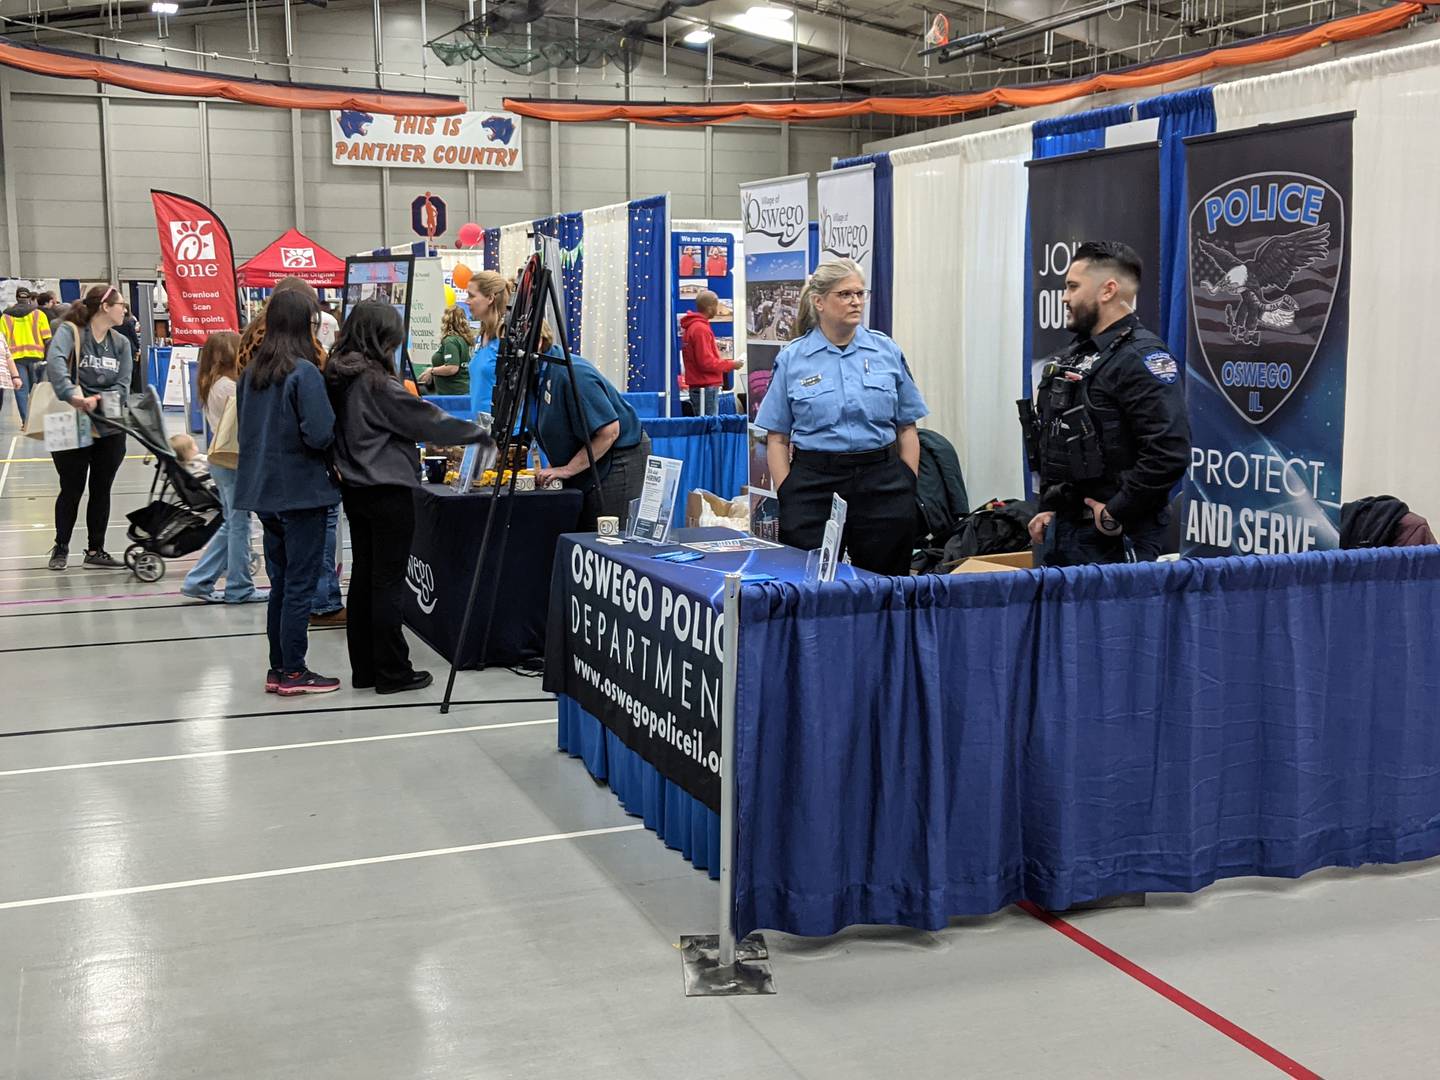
top-left (679, 573), bottom-right (776, 996)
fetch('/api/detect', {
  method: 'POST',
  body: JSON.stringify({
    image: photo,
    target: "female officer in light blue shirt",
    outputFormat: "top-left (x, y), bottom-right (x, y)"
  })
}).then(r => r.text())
top-left (755, 259), bottom-right (928, 575)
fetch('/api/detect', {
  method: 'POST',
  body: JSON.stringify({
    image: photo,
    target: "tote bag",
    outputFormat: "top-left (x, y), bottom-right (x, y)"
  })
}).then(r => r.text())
top-left (208, 394), bottom-right (239, 469)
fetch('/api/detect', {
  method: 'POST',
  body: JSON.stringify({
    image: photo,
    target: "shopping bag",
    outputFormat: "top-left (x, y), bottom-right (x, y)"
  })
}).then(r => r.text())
top-left (208, 393), bottom-right (239, 469)
top-left (22, 324), bottom-right (76, 441)
top-left (43, 409), bottom-right (92, 452)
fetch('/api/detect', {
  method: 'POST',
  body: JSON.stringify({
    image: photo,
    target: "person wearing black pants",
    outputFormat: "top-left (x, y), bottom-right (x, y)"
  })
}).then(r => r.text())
top-left (52, 435), bottom-right (128, 560)
top-left (756, 260), bottom-right (929, 576)
top-left (326, 302), bottom-right (492, 694)
top-left (43, 285), bottom-right (135, 571)
top-left (531, 330), bottom-right (648, 532)
top-left (233, 290), bottom-right (343, 697)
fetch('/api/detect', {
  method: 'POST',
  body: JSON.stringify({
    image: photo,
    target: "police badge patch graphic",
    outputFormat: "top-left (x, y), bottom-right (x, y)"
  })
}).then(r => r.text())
top-left (1143, 352), bottom-right (1178, 384)
top-left (1189, 171), bottom-right (1345, 425)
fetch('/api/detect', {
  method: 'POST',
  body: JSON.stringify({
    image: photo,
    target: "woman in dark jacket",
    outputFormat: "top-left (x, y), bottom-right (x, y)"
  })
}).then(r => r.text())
top-left (326, 301), bottom-right (494, 694)
top-left (234, 289), bottom-right (342, 697)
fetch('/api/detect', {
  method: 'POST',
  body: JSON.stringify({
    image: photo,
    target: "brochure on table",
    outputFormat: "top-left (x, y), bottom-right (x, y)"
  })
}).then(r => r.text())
top-left (627, 455), bottom-right (684, 544)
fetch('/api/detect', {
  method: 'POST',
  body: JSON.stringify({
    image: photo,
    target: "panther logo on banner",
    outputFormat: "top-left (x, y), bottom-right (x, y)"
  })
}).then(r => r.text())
top-left (1189, 171), bottom-right (1344, 425)
top-left (280, 247), bottom-right (317, 269)
top-left (168, 219), bottom-right (217, 262)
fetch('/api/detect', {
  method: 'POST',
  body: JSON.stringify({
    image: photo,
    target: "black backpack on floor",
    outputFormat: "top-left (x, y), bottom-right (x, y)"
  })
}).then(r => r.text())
top-left (913, 498), bottom-right (1036, 573)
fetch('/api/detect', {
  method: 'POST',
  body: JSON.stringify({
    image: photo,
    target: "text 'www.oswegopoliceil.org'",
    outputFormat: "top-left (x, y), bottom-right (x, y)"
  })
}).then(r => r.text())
top-left (572, 654), bottom-right (720, 777)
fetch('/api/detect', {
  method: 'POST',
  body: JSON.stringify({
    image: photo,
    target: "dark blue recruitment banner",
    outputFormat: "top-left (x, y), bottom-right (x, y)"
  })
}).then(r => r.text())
top-left (1182, 113), bottom-right (1353, 556)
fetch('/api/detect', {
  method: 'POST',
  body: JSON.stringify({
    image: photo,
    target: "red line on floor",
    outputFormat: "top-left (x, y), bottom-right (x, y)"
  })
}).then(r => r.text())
top-left (1018, 901), bottom-right (1322, 1080)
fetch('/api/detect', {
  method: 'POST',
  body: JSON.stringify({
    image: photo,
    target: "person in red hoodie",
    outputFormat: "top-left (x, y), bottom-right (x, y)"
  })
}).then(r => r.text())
top-left (680, 291), bottom-right (739, 416)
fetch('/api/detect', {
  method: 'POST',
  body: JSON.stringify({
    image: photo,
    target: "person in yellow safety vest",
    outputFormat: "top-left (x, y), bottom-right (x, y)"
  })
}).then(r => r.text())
top-left (2, 287), bottom-right (53, 423)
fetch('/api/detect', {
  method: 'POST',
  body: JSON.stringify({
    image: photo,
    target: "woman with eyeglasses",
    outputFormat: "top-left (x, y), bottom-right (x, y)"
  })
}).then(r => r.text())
top-left (754, 259), bottom-right (928, 576)
top-left (42, 284), bottom-right (134, 571)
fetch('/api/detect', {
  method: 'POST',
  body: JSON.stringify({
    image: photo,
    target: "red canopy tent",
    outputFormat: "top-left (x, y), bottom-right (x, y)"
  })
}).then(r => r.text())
top-left (236, 229), bottom-right (346, 289)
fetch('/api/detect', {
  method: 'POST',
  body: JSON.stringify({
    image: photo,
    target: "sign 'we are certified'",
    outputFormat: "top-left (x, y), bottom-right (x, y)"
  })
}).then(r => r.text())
top-left (331, 110), bottom-right (523, 172)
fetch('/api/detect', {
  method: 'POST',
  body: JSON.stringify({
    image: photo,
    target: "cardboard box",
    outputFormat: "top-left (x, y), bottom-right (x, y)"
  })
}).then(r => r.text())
top-left (950, 550), bottom-right (1034, 575)
top-left (687, 489), bottom-right (749, 529)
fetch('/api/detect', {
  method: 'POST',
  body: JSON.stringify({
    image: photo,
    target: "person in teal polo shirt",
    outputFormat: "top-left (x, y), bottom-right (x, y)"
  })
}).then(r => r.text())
top-left (532, 325), bottom-right (649, 532)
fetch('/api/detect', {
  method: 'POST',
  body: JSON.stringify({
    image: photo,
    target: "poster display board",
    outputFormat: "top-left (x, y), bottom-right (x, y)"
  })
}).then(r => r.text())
top-left (1025, 145), bottom-right (1161, 397)
top-left (331, 110), bottom-right (522, 172)
top-left (1181, 114), bottom-right (1352, 556)
top-left (408, 257), bottom-right (448, 371)
top-left (672, 229), bottom-right (736, 404)
top-left (343, 254), bottom-right (415, 376)
top-left (816, 163), bottom-right (875, 324)
top-left (740, 173), bottom-right (811, 540)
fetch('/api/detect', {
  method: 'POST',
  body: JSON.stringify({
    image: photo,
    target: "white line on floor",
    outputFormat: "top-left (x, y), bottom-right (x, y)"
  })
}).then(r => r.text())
top-left (0, 824), bottom-right (645, 911)
top-left (0, 436), bottom-right (16, 499)
top-left (0, 717), bottom-right (560, 777)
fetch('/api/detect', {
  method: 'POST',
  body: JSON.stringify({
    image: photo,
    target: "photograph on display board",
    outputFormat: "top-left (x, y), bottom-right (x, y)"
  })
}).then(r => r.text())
top-left (717, 336), bottom-right (735, 360)
top-left (705, 245), bottom-right (729, 276)
top-left (713, 296), bottom-right (735, 320)
top-left (746, 341), bottom-right (779, 422)
top-left (678, 245), bottom-right (703, 277)
top-left (678, 280), bottom-right (708, 301)
top-left (747, 281), bottom-right (802, 341)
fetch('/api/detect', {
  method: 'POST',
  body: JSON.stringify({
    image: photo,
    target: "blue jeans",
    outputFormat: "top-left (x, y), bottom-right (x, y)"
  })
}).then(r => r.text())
top-left (14, 360), bottom-right (43, 423)
top-left (688, 386), bottom-right (719, 416)
top-left (259, 507), bottom-right (330, 673)
top-left (311, 505), bottom-right (343, 615)
top-left (182, 464), bottom-right (259, 601)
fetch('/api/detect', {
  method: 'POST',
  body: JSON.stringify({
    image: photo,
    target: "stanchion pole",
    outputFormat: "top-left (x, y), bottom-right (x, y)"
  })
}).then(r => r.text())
top-left (717, 571), bottom-right (741, 969)
top-left (678, 572), bottom-right (774, 995)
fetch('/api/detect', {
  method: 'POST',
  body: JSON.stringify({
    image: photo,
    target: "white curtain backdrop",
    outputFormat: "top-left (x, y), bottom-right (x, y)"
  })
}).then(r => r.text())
top-left (891, 123), bottom-right (1033, 503)
top-left (673, 219), bottom-right (746, 367)
top-left (579, 201), bottom-right (631, 389)
top-left (1215, 38), bottom-right (1440, 521)
top-left (497, 224), bottom-right (532, 284)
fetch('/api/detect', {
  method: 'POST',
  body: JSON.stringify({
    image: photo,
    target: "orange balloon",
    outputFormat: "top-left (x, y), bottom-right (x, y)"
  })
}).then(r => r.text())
top-left (452, 263), bottom-right (472, 290)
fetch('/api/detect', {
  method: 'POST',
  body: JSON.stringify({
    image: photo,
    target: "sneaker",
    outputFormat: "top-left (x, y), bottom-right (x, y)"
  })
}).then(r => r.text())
top-left (226, 588), bottom-right (271, 604)
top-left (181, 585), bottom-right (224, 603)
top-left (277, 669), bottom-right (341, 696)
top-left (309, 606), bottom-right (347, 628)
top-left (265, 669), bottom-right (281, 694)
top-left (47, 545), bottom-right (68, 571)
top-left (82, 549), bottom-right (125, 569)
top-left (376, 670), bottom-right (434, 696)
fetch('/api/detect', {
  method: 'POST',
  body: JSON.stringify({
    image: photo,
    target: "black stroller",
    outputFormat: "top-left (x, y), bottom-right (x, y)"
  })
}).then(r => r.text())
top-left (114, 388), bottom-right (224, 583)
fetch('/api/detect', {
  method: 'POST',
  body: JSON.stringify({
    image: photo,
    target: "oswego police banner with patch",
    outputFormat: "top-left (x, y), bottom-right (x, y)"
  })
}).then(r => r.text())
top-left (1181, 114), bottom-right (1353, 556)
top-left (817, 164), bottom-right (874, 322)
top-left (545, 539), bottom-right (724, 811)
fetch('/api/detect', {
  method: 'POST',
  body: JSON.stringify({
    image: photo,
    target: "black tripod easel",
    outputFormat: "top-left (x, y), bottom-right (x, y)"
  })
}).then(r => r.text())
top-left (440, 254), bottom-right (601, 714)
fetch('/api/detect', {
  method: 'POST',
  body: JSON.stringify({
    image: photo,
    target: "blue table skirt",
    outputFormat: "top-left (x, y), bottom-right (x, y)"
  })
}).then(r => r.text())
top-left (733, 546), bottom-right (1440, 939)
top-left (557, 694), bottom-right (720, 878)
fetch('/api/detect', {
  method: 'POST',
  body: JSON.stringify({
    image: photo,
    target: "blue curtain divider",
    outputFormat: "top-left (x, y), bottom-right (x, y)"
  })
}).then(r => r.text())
top-left (1136, 87), bottom-right (1216, 376)
top-left (558, 695), bottom-right (721, 878)
top-left (626, 195), bottom-right (667, 393)
top-left (640, 414), bottom-right (748, 501)
top-left (830, 152), bottom-right (895, 336)
top-left (732, 546), bottom-right (1440, 940)
top-left (482, 228), bottom-right (500, 272)
top-left (558, 211), bottom-right (584, 349)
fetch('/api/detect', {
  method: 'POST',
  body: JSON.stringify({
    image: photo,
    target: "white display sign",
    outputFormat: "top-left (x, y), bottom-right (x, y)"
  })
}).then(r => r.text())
top-left (629, 455), bottom-right (684, 545)
top-left (817, 163), bottom-right (875, 323)
top-left (330, 110), bottom-right (523, 172)
top-left (818, 493), bottom-right (848, 583)
top-left (164, 345), bottom-right (199, 408)
top-left (409, 257), bottom-right (447, 368)
top-left (44, 410), bottom-right (92, 453)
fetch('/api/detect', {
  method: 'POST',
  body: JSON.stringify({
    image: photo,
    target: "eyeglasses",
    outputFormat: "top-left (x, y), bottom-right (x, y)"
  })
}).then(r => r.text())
top-left (830, 289), bottom-right (869, 303)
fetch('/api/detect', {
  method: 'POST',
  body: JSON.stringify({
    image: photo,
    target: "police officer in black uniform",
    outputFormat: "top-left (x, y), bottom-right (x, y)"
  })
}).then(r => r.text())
top-left (1019, 241), bottom-right (1190, 566)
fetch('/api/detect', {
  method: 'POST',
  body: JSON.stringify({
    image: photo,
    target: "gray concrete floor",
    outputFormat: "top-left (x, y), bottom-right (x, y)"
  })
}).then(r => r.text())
top-left (1, 402), bottom-right (1437, 1080)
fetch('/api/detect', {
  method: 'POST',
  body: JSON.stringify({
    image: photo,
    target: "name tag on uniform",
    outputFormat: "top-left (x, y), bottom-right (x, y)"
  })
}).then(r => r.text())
top-left (544, 388), bottom-right (552, 404)
top-left (800, 374), bottom-right (823, 388)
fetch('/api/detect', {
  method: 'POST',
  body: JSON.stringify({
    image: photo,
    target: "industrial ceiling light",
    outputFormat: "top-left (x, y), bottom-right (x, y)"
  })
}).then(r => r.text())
top-left (683, 28), bottom-right (715, 45)
top-left (151, 1), bottom-right (179, 12)
top-left (745, 5), bottom-right (793, 19)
